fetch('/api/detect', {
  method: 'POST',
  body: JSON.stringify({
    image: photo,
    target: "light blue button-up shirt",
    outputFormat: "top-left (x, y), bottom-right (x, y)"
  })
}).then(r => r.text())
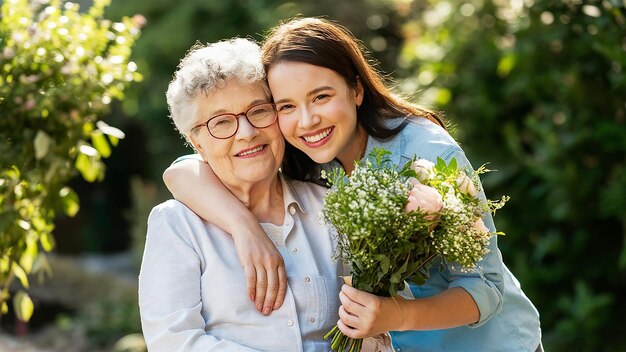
top-left (318, 117), bottom-right (541, 351)
top-left (139, 175), bottom-right (344, 351)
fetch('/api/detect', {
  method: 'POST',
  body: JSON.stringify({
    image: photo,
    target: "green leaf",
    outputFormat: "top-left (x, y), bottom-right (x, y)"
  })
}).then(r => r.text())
top-left (33, 130), bottom-right (53, 160)
top-left (436, 157), bottom-right (446, 172)
top-left (13, 291), bottom-right (34, 322)
top-left (91, 131), bottom-right (112, 158)
top-left (19, 240), bottom-right (38, 272)
top-left (497, 53), bottom-right (516, 77)
top-left (448, 157), bottom-right (458, 172)
top-left (40, 232), bottom-right (56, 252)
top-left (59, 187), bottom-right (79, 217)
top-left (1, 301), bottom-right (7, 315)
top-left (75, 153), bottom-right (100, 182)
top-left (12, 263), bottom-right (29, 289)
top-left (32, 254), bottom-right (53, 282)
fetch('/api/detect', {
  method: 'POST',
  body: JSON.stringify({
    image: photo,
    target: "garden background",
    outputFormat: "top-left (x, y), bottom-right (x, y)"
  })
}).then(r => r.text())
top-left (1, 0), bottom-right (625, 351)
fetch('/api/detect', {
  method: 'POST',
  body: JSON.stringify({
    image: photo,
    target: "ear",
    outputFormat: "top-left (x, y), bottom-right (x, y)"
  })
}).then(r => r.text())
top-left (354, 76), bottom-right (364, 107)
top-left (188, 132), bottom-right (208, 163)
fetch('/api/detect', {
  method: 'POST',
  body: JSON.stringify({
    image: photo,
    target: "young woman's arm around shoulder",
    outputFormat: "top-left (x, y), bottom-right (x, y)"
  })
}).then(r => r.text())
top-left (163, 157), bottom-right (287, 315)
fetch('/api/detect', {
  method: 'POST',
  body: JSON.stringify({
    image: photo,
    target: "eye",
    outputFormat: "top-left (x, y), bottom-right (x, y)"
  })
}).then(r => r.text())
top-left (248, 104), bottom-right (273, 117)
top-left (276, 104), bottom-right (296, 113)
top-left (208, 115), bottom-right (235, 129)
top-left (313, 94), bottom-right (331, 102)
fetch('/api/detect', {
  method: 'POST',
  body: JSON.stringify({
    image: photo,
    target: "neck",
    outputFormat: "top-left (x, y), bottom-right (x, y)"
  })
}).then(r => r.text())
top-left (225, 175), bottom-right (284, 225)
top-left (336, 124), bottom-right (368, 175)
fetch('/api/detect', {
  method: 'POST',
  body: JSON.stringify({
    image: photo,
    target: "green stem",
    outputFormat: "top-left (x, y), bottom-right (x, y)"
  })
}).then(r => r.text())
top-left (324, 325), bottom-right (338, 340)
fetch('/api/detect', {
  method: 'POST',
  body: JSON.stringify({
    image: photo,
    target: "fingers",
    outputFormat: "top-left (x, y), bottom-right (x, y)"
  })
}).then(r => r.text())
top-left (339, 290), bottom-right (365, 318)
top-left (337, 316), bottom-right (365, 339)
top-left (341, 284), bottom-right (372, 307)
top-left (338, 304), bottom-right (360, 329)
top-left (254, 268), bottom-right (267, 314)
top-left (256, 255), bottom-right (286, 315)
top-left (274, 266), bottom-right (287, 310)
top-left (262, 269), bottom-right (279, 315)
top-left (244, 264), bottom-right (256, 302)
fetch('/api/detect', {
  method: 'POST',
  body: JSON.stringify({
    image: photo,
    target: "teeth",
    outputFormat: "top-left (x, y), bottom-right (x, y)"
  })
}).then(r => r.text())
top-left (238, 145), bottom-right (264, 156)
top-left (303, 128), bottom-right (331, 143)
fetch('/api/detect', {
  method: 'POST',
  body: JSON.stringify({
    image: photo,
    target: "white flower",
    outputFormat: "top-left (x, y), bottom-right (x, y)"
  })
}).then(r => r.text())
top-left (456, 172), bottom-right (478, 197)
top-left (411, 159), bottom-right (435, 182)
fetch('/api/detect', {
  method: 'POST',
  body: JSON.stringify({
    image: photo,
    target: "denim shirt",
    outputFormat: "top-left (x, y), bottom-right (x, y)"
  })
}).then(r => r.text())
top-left (318, 118), bottom-right (541, 351)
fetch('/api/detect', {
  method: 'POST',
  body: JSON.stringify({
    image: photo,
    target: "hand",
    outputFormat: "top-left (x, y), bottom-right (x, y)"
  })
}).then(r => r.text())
top-left (232, 229), bottom-right (287, 315)
top-left (337, 284), bottom-right (405, 339)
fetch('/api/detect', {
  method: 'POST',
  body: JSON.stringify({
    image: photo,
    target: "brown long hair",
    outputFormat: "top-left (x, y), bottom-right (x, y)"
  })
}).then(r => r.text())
top-left (261, 17), bottom-right (445, 181)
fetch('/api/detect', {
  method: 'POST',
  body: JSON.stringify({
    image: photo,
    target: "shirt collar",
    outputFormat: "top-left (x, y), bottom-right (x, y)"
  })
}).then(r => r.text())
top-left (279, 173), bottom-right (308, 214)
top-left (363, 117), bottom-right (410, 167)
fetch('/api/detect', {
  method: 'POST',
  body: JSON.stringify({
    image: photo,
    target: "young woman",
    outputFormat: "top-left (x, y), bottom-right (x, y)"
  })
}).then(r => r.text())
top-left (164, 17), bottom-right (542, 351)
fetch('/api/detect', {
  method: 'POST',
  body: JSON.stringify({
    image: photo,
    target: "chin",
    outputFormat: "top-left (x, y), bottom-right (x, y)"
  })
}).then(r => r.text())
top-left (308, 152), bottom-right (335, 165)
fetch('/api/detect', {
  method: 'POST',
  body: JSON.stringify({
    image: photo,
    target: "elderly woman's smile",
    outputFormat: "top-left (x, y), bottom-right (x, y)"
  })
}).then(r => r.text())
top-left (187, 80), bottom-right (285, 190)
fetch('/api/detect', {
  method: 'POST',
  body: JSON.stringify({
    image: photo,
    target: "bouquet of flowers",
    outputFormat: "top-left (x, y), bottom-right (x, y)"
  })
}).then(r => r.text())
top-left (322, 148), bottom-right (508, 352)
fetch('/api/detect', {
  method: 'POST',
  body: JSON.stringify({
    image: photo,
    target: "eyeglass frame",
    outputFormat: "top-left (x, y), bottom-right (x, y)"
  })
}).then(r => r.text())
top-left (190, 102), bottom-right (278, 139)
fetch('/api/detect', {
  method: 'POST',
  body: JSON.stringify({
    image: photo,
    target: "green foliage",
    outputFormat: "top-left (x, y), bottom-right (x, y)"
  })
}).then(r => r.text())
top-left (399, 1), bottom-right (626, 350)
top-left (0, 0), bottom-right (142, 321)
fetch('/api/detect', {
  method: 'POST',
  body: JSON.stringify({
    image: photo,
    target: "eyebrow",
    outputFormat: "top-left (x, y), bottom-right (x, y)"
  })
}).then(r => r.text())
top-left (273, 86), bottom-right (334, 105)
top-left (207, 99), bottom-right (269, 117)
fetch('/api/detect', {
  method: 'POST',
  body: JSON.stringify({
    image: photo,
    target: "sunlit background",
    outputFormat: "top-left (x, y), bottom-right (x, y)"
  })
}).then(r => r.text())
top-left (1, 0), bottom-right (625, 351)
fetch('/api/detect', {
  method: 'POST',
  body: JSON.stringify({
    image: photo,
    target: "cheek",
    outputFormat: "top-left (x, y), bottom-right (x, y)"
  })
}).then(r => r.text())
top-left (277, 114), bottom-right (297, 137)
top-left (332, 102), bottom-right (357, 127)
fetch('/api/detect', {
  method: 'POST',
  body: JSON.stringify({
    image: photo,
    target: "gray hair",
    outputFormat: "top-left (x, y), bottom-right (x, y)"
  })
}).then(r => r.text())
top-left (166, 38), bottom-right (268, 138)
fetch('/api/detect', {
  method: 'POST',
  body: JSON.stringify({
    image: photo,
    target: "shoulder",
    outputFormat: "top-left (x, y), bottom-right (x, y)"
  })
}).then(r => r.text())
top-left (389, 117), bottom-right (464, 163)
top-left (148, 199), bottom-right (206, 231)
top-left (172, 153), bottom-right (203, 165)
top-left (150, 199), bottom-right (196, 217)
top-left (402, 117), bottom-right (458, 147)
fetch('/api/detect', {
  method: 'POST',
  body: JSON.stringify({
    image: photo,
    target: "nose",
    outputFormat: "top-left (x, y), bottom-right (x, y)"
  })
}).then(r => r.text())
top-left (297, 106), bottom-right (320, 129)
top-left (235, 115), bottom-right (259, 140)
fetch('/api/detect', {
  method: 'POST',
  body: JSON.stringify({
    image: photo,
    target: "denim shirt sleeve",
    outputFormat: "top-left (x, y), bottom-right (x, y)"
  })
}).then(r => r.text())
top-left (440, 147), bottom-right (505, 327)
top-left (172, 153), bottom-right (203, 164)
top-left (373, 118), bottom-right (505, 327)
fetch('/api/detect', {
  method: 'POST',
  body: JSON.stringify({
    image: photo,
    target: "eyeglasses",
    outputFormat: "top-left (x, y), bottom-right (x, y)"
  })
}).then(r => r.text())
top-left (191, 102), bottom-right (278, 139)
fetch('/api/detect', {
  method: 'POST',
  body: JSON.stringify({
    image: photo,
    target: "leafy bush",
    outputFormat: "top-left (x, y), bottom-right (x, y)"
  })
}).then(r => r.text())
top-left (398, 1), bottom-right (626, 350)
top-left (0, 0), bottom-right (142, 321)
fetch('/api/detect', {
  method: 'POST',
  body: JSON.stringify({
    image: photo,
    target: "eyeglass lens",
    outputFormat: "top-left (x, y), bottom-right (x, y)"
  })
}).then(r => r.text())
top-left (207, 103), bottom-right (276, 138)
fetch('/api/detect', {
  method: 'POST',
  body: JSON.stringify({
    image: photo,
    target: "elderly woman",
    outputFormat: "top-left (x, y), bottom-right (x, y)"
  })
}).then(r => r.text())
top-left (138, 38), bottom-right (343, 351)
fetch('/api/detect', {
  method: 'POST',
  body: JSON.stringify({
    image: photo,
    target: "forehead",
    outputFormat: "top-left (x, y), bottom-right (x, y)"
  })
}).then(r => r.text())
top-left (267, 61), bottom-right (346, 94)
top-left (192, 81), bottom-right (269, 119)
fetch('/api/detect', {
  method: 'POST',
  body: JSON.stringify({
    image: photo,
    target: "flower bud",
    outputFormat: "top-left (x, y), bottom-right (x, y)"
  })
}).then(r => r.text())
top-left (456, 172), bottom-right (477, 197)
top-left (411, 159), bottom-right (435, 182)
top-left (472, 218), bottom-right (490, 234)
top-left (405, 182), bottom-right (443, 215)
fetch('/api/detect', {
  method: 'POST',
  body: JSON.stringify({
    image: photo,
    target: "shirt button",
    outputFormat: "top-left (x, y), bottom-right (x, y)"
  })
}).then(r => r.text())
top-left (289, 206), bottom-right (296, 215)
top-left (304, 277), bottom-right (311, 283)
top-left (287, 319), bottom-right (294, 326)
top-left (292, 247), bottom-right (298, 253)
top-left (308, 317), bottom-right (315, 323)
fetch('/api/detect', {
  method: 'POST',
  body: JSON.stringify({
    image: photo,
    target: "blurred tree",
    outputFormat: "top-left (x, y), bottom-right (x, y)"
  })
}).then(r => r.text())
top-left (0, 0), bottom-right (142, 322)
top-left (67, 0), bottom-right (405, 257)
top-left (398, 0), bottom-right (626, 350)
top-left (103, 0), bottom-right (408, 177)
